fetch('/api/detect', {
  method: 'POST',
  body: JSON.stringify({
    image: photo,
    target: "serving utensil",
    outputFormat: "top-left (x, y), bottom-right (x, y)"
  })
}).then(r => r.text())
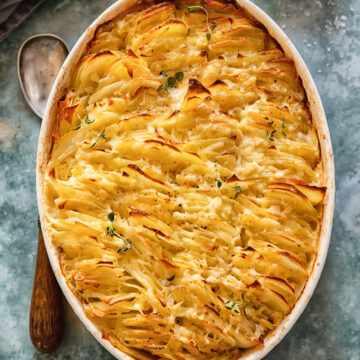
top-left (18, 33), bottom-right (68, 118)
top-left (17, 33), bottom-right (69, 352)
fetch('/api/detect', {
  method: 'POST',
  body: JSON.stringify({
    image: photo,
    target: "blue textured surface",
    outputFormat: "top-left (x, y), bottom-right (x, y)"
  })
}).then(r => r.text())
top-left (0, 0), bottom-right (359, 359)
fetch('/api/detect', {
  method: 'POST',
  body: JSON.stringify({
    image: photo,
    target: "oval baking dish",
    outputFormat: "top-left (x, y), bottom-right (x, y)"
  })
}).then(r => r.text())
top-left (36, 0), bottom-right (335, 359)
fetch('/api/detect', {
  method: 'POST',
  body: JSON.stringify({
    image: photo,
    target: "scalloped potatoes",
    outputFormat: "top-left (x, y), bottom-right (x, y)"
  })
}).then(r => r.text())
top-left (44, 1), bottom-right (325, 359)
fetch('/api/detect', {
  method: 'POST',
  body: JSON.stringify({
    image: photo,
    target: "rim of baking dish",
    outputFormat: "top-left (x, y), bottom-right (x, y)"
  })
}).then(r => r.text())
top-left (36, 1), bottom-right (335, 359)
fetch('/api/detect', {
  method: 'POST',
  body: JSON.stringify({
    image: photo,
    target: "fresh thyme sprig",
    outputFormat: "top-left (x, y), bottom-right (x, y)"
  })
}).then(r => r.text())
top-left (107, 212), bottom-right (132, 254)
top-left (265, 129), bottom-right (277, 141)
top-left (240, 291), bottom-right (250, 317)
top-left (90, 129), bottom-right (106, 148)
top-left (158, 71), bottom-right (184, 92)
top-left (225, 291), bottom-right (251, 318)
top-left (184, 4), bottom-right (217, 40)
top-left (225, 301), bottom-right (237, 310)
top-left (106, 212), bottom-right (122, 238)
top-left (265, 121), bottom-right (287, 141)
top-left (73, 113), bottom-right (95, 130)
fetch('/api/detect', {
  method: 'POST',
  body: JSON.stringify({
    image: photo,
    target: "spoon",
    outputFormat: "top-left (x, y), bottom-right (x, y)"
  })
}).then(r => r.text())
top-left (18, 33), bottom-right (69, 118)
top-left (18, 34), bottom-right (69, 352)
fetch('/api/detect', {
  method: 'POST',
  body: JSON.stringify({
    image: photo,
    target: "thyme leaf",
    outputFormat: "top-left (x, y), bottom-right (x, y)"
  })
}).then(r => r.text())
top-left (216, 178), bottom-right (222, 188)
top-left (108, 211), bottom-right (115, 222)
top-left (265, 122), bottom-right (287, 140)
top-left (225, 301), bottom-right (237, 310)
top-left (175, 71), bottom-right (184, 81)
top-left (157, 71), bottom-right (184, 92)
top-left (167, 76), bottom-right (176, 87)
top-left (265, 129), bottom-right (277, 141)
top-left (167, 274), bottom-right (175, 281)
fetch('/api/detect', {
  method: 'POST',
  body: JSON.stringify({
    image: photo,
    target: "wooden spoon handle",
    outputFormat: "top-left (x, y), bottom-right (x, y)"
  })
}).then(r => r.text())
top-left (29, 218), bottom-right (63, 353)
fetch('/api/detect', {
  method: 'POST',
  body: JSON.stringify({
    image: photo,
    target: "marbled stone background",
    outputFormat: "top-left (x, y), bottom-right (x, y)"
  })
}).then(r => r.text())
top-left (0, 0), bottom-right (359, 359)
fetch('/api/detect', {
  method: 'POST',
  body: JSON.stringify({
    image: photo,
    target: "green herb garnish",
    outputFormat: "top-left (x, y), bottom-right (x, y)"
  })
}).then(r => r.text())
top-left (265, 122), bottom-right (287, 141)
top-left (107, 211), bottom-right (123, 238)
top-left (184, 4), bottom-right (216, 41)
top-left (225, 301), bottom-right (236, 310)
top-left (90, 129), bottom-right (106, 148)
top-left (107, 212), bottom-right (132, 254)
top-left (106, 225), bottom-right (121, 238)
top-left (224, 291), bottom-right (251, 318)
top-left (157, 71), bottom-right (184, 92)
top-left (167, 76), bottom-right (176, 87)
top-left (265, 129), bottom-right (277, 141)
top-left (216, 178), bottom-right (222, 188)
top-left (234, 186), bottom-right (241, 199)
top-left (73, 113), bottom-right (95, 130)
top-left (184, 4), bottom-right (204, 13)
top-left (240, 291), bottom-right (250, 318)
top-left (167, 274), bottom-right (175, 281)
top-left (175, 71), bottom-right (184, 81)
top-left (117, 238), bottom-right (132, 253)
top-left (107, 211), bottom-right (115, 222)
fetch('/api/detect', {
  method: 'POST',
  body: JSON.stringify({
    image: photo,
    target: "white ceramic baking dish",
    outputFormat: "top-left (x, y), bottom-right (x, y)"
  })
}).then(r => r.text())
top-left (36, 1), bottom-right (335, 359)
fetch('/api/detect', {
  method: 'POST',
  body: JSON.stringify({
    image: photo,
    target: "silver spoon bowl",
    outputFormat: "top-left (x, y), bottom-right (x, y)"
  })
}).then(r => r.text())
top-left (18, 34), bottom-right (69, 118)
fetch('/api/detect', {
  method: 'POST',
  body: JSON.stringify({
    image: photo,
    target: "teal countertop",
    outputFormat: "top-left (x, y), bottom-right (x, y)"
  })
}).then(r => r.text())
top-left (0, 0), bottom-right (359, 359)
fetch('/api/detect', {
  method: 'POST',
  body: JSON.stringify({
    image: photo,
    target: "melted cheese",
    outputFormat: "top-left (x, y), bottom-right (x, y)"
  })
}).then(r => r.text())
top-left (44, 1), bottom-right (325, 359)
